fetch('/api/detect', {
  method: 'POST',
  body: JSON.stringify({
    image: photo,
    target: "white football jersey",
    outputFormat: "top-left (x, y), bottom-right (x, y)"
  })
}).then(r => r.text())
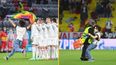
top-left (16, 26), bottom-right (26, 41)
top-left (31, 22), bottom-right (39, 39)
top-left (52, 23), bottom-right (58, 37)
top-left (46, 23), bottom-right (55, 37)
top-left (36, 24), bottom-right (43, 39)
top-left (93, 32), bottom-right (101, 45)
top-left (42, 23), bottom-right (48, 38)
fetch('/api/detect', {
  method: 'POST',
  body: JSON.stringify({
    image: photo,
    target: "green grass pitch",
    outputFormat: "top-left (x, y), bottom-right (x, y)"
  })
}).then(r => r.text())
top-left (0, 52), bottom-right (58, 65)
top-left (59, 50), bottom-right (116, 65)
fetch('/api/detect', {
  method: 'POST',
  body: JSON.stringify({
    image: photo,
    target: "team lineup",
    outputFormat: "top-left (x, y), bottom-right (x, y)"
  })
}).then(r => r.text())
top-left (4, 18), bottom-right (58, 60)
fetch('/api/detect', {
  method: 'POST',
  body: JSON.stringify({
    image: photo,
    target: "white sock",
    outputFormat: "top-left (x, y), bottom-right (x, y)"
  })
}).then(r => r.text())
top-left (39, 48), bottom-right (42, 59)
top-left (43, 49), bottom-right (46, 59)
top-left (45, 47), bottom-right (49, 59)
top-left (41, 49), bottom-right (44, 59)
top-left (55, 39), bottom-right (58, 59)
top-left (52, 47), bottom-right (55, 59)
top-left (32, 46), bottom-right (36, 59)
top-left (41, 49), bottom-right (43, 59)
top-left (36, 47), bottom-right (39, 59)
top-left (55, 47), bottom-right (58, 59)
top-left (48, 46), bottom-right (51, 59)
top-left (42, 49), bottom-right (45, 59)
top-left (45, 48), bottom-right (48, 59)
top-left (44, 49), bottom-right (47, 59)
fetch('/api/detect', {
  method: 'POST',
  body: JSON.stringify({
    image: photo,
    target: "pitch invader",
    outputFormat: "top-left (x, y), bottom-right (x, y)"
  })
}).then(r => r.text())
top-left (5, 19), bottom-right (31, 60)
top-left (86, 25), bottom-right (102, 62)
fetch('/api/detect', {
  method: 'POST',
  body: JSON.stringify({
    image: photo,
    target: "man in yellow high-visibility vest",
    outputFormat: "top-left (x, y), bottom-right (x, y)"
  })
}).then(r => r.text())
top-left (80, 21), bottom-right (96, 61)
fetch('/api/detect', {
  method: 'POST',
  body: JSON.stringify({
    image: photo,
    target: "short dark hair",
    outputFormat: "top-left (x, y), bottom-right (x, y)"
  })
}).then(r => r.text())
top-left (19, 19), bottom-right (25, 27)
top-left (94, 25), bottom-right (101, 31)
top-left (52, 18), bottom-right (57, 23)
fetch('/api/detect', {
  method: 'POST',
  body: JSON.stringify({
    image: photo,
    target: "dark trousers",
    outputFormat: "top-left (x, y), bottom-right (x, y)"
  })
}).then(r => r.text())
top-left (80, 39), bottom-right (90, 60)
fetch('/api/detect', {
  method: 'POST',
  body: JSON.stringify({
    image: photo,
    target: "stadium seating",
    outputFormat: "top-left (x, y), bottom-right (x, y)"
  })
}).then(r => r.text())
top-left (60, 0), bottom-right (116, 32)
top-left (0, 0), bottom-right (58, 17)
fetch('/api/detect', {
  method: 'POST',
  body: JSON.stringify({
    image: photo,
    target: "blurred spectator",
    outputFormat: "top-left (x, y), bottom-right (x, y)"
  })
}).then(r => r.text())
top-left (65, 16), bottom-right (77, 23)
top-left (87, 0), bottom-right (92, 4)
top-left (22, 32), bottom-right (29, 52)
top-left (105, 19), bottom-right (112, 33)
top-left (69, 0), bottom-right (76, 13)
top-left (60, 0), bottom-right (69, 10)
top-left (81, 0), bottom-right (92, 5)
top-left (36, 0), bottom-right (41, 4)
top-left (0, 16), bottom-right (2, 22)
top-left (43, 0), bottom-right (48, 4)
top-left (95, 1), bottom-right (104, 17)
top-left (0, 28), bottom-right (2, 45)
top-left (1, 0), bottom-right (6, 4)
top-left (88, 19), bottom-right (95, 25)
top-left (91, 10), bottom-right (99, 22)
top-left (0, 17), bottom-right (3, 27)
top-left (68, 23), bottom-right (75, 32)
top-left (75, 1), bottom-right (81, 14)
top-left (80, 4), bottom-right (88, 27)
top-left (81, 0), bottom-right (85, 4)
top-left (0, 4), bottom-right (8, 19)
top-left (78, 27), bottom-right (84, 32)
top-left (0, 27), bottom-right (8, 52)
top-left (27, 0), bottom-right (32, 7)
top-left (7, 28), bottom-right (14, 51)
top-left (101, 0), bottom-right (110, 8)
top-left (105, 2), bottom-right (112, 18)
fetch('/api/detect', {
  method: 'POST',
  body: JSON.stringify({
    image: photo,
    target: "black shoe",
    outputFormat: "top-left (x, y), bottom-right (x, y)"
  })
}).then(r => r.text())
top-left (80, 57), bottom-right (84, 60)
top-left (80, 57), bottom-right (88, 61)
top-left (5, 56), bottom-right (9, 60)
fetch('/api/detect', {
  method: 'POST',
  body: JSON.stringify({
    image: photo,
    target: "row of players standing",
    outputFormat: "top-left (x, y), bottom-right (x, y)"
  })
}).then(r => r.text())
top-left (31, 18), bottom-right (58, 60)
top-left (5, 17), bottom-right (58, 60)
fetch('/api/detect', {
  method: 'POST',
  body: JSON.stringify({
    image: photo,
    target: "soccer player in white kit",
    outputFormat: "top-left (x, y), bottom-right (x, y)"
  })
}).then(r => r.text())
top-left (46, 17), bottom-right (57, 59)
top-left (30, 19), bottom-right (43, 60)
top-left (51, 18), bottom-right (58, 59)
top-left (36, 19), bottom-right (44, 59)
top-left (41, 19), bottom-right (49, 59)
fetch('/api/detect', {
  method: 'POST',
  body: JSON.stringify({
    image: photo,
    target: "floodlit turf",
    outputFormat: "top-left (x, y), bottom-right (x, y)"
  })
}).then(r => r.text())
top-left (0, 52), bottom-right (58, 65)
top-left (59, 50), bottom-right (116, 65)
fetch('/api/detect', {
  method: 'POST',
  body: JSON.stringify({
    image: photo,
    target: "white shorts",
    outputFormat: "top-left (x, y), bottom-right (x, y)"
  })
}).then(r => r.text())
top-left (47, 37), bottom-right (58, 46)
top-left (54, 38), bottom-right (58, 46)
top-left (45, 38), bottom-right (51, 46)
top-left (39, 39), bottom-right (46, 46)
top-left (51, 38), bottom-right (58, 46)
top-left (32, 36), bottom-right (42, 45)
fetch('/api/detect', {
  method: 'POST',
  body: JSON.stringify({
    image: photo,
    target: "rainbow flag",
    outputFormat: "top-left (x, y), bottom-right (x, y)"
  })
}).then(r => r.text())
top-left (13, 11), bottom-right (36, 24)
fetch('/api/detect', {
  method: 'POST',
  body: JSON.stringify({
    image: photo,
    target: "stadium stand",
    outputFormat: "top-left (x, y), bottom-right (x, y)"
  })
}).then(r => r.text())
top-left (59, 0), bottom-right (116, 32)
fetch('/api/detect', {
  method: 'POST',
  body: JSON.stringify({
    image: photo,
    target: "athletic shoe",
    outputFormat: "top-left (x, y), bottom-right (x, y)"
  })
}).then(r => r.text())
top-left (5, 56), bottom-right (9, 60)
top-left (36, 58), bottom-right (42, 60)
top-left (80, 57), bottom-right (88, 61)
top-left (88, 59), bottom-right (95, 62)
top-left (29, 58), bottom-right (36, 60)
top-left (22, 49), bottom-right (26, 57)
